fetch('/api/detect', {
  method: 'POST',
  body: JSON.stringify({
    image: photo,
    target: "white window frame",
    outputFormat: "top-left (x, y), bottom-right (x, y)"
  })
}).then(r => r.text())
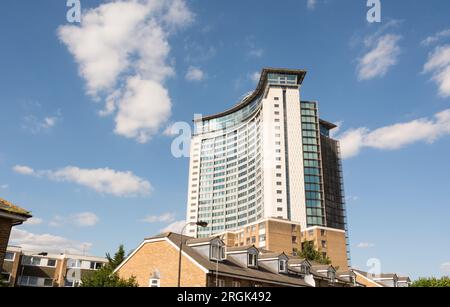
top-left (4, 251), bottom-right (15, 262)
top-left (279, 260), bottom-right (287, 273)
top-left (248, 253), bottom-right (257, 268)
top-left (232, 281), bottom-right (241, 287)
top-left (149, 278), bottom-right (160, 287)
top-left (218, 279), bottom-right (226, 287)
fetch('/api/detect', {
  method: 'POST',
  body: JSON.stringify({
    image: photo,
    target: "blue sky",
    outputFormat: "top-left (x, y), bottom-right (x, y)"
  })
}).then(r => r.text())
top-left (1, 0), bottom-right (449, 279)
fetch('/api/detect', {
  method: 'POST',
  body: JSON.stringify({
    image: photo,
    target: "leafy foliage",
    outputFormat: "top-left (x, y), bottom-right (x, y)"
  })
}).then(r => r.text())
top-left (296, 241), bottom-right (332, 265)
top-left (411, 276), bottom-right (450, 287)
top-left (80, 245), bottom-right (138, 287)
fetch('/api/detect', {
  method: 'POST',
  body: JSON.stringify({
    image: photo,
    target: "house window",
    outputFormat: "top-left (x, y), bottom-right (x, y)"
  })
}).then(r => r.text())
top-left (218, 279), bottom-right (226, 287)
top-left (43, 278), bottom-right (54, 287)
top-left (210, 244), bottom-right (225, 261)
top-left (22, 256), bottom-right (42, 266)
top-left (1, 273), bottom-right (10, 283)
top-left (232, 281), bottom-right (241, 287)
top-left (90, 262), bottom-right (103, 270)
top-left (67, 259), bottom-right (81, 268)
top-left (328, 270), bottom-right (336, 283)
top-left (321, 240), bottom-right (327, 248)
top-left (4, 252), bottom-right (15, 261)
top-left (149, 278), bottom-right (160, 287)
top-left (301, 264), bottom-right (310, 276)
top-left (47, 259), bottom-right (57, 267)
top-left (248, 253), bottom-right (257, 268)
top-left (279, 260), bottom-right (287, 273)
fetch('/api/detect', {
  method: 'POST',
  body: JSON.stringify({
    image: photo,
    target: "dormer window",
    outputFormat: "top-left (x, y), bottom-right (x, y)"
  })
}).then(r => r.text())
top-left (328, 270), bottom-right (336, 283)
top-left (248, 253), bottom-right (258, 268)
top-left (279, 260), bottom-right (287, 273)
top-left (301, 264), bottom-right (310, 276)
top-left (210, 243), bottom-right (225, 261)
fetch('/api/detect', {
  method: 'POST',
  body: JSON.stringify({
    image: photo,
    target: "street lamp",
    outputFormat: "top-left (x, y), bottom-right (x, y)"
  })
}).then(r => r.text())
top-left (177, 221), bottom-right (208, 287)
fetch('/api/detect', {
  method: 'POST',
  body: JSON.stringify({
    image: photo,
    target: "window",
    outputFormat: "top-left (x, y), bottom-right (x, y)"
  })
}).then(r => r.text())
top-left (64, 279), bottom-right (81, 287)
top-left (248, 253), bottom-right (257, 268)
top-left (279, 260), bottom-right (287, 273)
top-left (4, 252), bottom-right (14, 261)
top-left (328, 270), bottom-right (336, 283)
top-left (43, 278), bottom-right (54, 287)
top-left (90, 262), bottom-right (103, 270)
top-left (1, 273), bottom-right (10, 283)
top-left (47, 259), bottom-right (57, 267)
top-left (22, 256), bottom-right (41, 266)
top-left (232, 281), bottom-right (241, 287)
top-left (301, 264), bottom-right (310, 276)
top-left (292, 236), bottom-right (297, 244)
top-left (67, 259), bottom-right (81, 268)
top-left (149, 278), bottom-right (160, 287)
top-left (210, 244), bottom-right (225, 261)
top-left (218, 279), bottom-right (226, 287)
top-left (321, 240), bottom-right (327, 248)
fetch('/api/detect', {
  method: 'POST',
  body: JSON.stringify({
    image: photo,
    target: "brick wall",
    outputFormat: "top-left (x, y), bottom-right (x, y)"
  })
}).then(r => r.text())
top-left (117, 240), bottom-right (207, 287)
top-left (0, 217), bottom-right (13, 269)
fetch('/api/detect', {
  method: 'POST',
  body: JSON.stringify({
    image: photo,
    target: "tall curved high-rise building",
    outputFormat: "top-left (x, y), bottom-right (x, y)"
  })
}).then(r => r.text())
top-left (186, 68), bottom-right (347, 243)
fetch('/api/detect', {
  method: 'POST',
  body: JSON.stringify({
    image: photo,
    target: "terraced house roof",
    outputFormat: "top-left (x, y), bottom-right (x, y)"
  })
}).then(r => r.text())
top-left (0, 197), bottom-right (32, 218)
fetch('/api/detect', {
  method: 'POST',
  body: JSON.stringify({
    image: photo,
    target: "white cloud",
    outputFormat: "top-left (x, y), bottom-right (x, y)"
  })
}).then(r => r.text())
top-left (72, 212), bottom-right (100, 227)
top-left (338, 128), bottom-right (368, 159)
top-left (307, 0), bottom-right (317, 10)
top-left (357, 34), bottom-right (401, 81)
top-left (10, 228), bottom-right (92, 254)
top-left (13, 165), bottom-right (36, 175)
top-left (421, 29), bottom-right (450, 46)
top-left (249, 71), bottom-right (261, 83)
top-left (141, 212), bottom-right (176, 223)
top-left (13, 165), bottom-right (152, 197)
top-left (346, 196), bottom-right (360, 202)
top-left (0, 184), bottom-right (8, 189)
top-left (337, 109), bottom-right (450, 159)
top-left (49, 212), bottom-right (99, 227)
top-left (162, 123), bottom-right (178, 136)
top-left (24, 217), bottom-right (43, 226)
top-left (423, 45), bottom-right (450, 97)
top-left (248, 48), bottom-right (264, 58)
top-left (22, 113), bottom-right (61, 134)
top-left (58, 0), bottom-right (193, 143)
top-left (160, 220), bottom-right (185, 233)
top-left (185, 66), bottom-right (205, 82)
top-left (441, 262), bottom-right (450, 273)
top-left (113, 76), bottom-right (172, 143)
top-left (357, 242), bottom-right (375, 248)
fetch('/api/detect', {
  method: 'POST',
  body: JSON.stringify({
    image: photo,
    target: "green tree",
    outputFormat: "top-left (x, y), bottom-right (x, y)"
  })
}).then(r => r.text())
top-left (411, 276), bottom-right (450, 287)
top-left (296, 241), bottom-right (332, 265)
top-left (80, 245), bottom-right (138, 287)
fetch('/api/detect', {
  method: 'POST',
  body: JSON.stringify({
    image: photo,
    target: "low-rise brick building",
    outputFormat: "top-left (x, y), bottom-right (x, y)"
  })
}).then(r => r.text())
top-left (115, 232), bottom-right (358, 287)
top-left (0, 197), bottom-right (31, 271)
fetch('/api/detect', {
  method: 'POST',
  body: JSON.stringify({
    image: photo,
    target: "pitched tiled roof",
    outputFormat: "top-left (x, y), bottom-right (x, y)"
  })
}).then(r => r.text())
top-left (161, 233), bottom-right (310, 287)
top-left (0, 197), bottom-right (32, 218)
top-left (226, 245), bottom-right (257, 252)
top-left (186, 236), bottom-right (221, 245)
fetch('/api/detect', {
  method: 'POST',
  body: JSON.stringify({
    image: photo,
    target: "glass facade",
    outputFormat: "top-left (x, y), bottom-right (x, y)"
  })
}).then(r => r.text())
top-left (196, 96), bottom-right (261, 134)
top-left (300, 102), bottom-right (326, 227)
top-left (196, 102), bottom-right (264, 237)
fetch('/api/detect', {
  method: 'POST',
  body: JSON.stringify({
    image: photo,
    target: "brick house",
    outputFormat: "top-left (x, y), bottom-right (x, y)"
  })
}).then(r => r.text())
top-left (0, 198), bottom-right (31, 269)
top-left (115, 232), bottom-right (358, 287)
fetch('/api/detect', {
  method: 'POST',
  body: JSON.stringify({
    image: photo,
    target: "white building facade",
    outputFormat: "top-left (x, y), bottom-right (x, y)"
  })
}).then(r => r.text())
top-left (186, 68), bottom-right (347, 239)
